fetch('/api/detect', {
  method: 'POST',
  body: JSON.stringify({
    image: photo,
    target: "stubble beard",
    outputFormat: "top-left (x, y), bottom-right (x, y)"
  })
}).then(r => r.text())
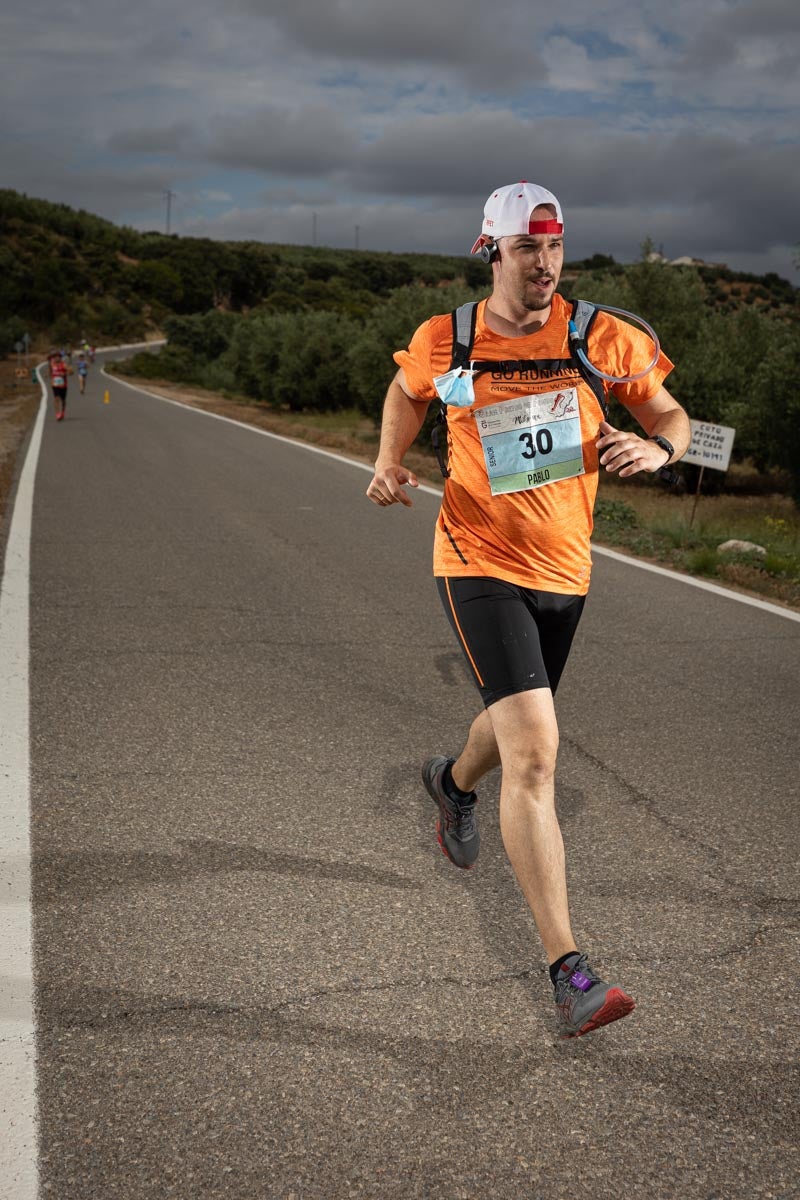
top-left (520, 289), bottom-right (554, 313)
top-left (521, 293), bottom-right (552, 312)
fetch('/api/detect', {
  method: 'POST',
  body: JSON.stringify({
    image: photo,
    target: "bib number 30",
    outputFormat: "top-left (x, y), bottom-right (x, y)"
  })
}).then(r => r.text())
top-left (518, 428), bottom-right (553, 459)
top-left (477, 386), bottom-right (585, 495)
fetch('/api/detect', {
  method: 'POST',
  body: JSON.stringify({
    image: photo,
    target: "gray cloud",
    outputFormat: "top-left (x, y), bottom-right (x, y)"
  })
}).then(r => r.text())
top-left (204, 107), bottom-right (359, 174)
top-left (679, 0), bottom-right (800, 75)
top-left (0, 137), bottom-right (196, 225)
top-left (342, 114), bottom-right (798, 256)
top-left (108, 124), bottom-right (195, 155)
top-left (233, 0), bottom-right (547, 80)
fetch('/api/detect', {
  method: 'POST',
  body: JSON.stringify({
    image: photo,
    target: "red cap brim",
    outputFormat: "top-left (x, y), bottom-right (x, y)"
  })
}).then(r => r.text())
top-left (471, 222), bottom-right (563, 254)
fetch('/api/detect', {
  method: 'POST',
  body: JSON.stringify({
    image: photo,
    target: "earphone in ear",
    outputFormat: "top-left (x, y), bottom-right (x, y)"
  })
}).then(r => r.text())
top-left (479, 240), bottom-right (500, 264)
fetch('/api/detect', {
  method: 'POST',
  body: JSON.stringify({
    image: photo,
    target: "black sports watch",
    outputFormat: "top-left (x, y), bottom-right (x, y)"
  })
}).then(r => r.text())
top-left (648, 434), bottom-right (674, 463)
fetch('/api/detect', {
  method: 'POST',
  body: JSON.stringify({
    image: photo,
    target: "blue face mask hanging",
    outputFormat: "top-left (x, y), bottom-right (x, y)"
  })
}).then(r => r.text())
top-left (433, 366), bottom-right (476, 408)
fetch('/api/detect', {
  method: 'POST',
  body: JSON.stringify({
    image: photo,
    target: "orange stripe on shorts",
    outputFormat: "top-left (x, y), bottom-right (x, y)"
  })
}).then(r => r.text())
top-left (444, 578), bottom-right (485, 687)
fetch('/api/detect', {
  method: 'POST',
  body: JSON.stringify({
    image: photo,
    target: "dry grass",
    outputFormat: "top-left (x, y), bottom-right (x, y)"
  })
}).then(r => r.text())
top-left (595, 475), bottom-right (800, 610)
top-left (0, 358), bottom-right (42, 527)
top-left (599, 474), bottom-right (799, 545)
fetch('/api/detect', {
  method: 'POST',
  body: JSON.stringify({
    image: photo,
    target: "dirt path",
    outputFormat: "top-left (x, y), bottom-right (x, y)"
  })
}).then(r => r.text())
top-left (0, 358), bottom-right (43, 532)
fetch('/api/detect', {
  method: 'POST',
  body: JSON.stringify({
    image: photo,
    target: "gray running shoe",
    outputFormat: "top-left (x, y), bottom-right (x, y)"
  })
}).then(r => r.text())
top-left (421, 756), bottom-right (480, 870)
top-left (554, 953), bottom-right (635, 1039)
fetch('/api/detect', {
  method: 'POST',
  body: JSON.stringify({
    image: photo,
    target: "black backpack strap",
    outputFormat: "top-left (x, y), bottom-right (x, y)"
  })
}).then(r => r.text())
top-left (449, 302), bottom-right (479, 371)
top-left (568, 298), bottom-right (609, 420)
top-left (433, 302), bottom-right (480, 479)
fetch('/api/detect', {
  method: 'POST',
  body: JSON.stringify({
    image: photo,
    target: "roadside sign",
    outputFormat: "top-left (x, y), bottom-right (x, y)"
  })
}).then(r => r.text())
top-left (14, 341), bottom-right (23, 354)
top-left (684, 420), bottom-right (736, 472)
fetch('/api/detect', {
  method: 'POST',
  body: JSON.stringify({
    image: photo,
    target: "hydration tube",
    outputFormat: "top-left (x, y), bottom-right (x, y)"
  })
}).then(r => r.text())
top-left (568, 304), bottom-right (661, 384)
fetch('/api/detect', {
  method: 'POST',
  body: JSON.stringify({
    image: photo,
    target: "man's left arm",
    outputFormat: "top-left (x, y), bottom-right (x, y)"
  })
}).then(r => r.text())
top-left (597, 386), bottom-right (691, 477)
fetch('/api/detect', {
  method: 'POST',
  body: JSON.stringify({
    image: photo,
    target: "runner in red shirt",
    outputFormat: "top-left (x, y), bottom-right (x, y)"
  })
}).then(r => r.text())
top-left (48, 351), bottom-right (70, 421)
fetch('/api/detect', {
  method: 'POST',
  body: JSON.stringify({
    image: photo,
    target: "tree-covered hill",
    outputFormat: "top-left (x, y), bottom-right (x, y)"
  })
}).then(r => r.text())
top-left (2, 189), bottom-right (797, 351)
top-left (0, 189), bottom-right (487, 349)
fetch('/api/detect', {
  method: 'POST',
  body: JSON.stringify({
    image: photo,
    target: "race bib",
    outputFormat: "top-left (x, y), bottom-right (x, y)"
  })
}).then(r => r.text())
top-left (52, 375), bottom-right (65, 388)
top-left (476, 387), bottom-right (585, 495)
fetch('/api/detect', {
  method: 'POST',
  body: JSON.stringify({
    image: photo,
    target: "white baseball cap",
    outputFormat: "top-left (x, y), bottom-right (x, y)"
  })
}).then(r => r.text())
top-left (470, 181), bottom-right (564, 254)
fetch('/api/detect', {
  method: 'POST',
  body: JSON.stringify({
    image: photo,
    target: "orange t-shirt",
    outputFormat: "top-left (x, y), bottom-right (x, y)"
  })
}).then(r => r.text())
top-left (394, 294), bottom-right (673, 595)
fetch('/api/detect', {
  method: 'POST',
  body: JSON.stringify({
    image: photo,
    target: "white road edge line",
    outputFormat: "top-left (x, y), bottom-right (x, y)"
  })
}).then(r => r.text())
top-left (106, 369), bottom-right (800, 625)
top-left (0, 376), bottom-right (46, 1200)
top-left (591, 544), bottom-right (800, 621)
top-left (0, 344), bottom-right (159, 1200)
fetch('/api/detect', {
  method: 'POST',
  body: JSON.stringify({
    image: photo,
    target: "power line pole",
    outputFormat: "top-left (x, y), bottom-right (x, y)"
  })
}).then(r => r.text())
top-left (355, 224), bottom-right (360, 250)
top-left (164, 189), bottom-right (175, 235)
top-left (312, 211), bottom-right (317, 246)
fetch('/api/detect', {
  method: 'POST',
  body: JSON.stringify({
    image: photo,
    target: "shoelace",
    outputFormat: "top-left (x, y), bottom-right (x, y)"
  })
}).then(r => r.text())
top-left (450, 799), bottom-right (476, 839)
top-left (555, 955), bottom-right (596, 995)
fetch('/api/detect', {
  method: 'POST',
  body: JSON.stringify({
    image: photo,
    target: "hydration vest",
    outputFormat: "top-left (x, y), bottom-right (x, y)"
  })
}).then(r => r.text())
top-left (431, 299), bottom-right (607, 478)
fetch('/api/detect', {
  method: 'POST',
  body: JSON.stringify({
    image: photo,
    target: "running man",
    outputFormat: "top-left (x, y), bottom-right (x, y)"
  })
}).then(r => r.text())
top-left (366, 181), bottom-right (690, 1038)
top-left (76, 352), bottom-right (89, 394)
top-left (48, 350), bottom-right (70, 421)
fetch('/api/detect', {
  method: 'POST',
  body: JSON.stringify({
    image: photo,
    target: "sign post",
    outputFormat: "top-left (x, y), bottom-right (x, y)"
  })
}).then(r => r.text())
top-left (684, 420), bottom-right (736, 527)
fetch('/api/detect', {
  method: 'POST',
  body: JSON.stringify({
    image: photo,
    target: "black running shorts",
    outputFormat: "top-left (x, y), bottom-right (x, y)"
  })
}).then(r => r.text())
top-left (436, 576), bottom-right (586, 707)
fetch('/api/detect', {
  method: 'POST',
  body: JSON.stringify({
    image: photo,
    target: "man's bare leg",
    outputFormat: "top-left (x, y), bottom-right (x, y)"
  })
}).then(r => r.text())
top-left (451, 709), bottom-right (501, 793)
top-left (436, 687), bottom-right (634, 1035)
top-left (487, 688), bottom-right (577, 964)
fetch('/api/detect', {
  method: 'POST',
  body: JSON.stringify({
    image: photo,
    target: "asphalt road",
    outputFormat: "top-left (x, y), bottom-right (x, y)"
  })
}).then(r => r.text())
top-left (13, 356), bottom-right (800, 1196)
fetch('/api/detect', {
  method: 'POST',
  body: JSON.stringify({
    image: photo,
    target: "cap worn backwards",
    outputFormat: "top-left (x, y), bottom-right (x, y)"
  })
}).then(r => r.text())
top-left (470, 181), bottom-right (564, 255)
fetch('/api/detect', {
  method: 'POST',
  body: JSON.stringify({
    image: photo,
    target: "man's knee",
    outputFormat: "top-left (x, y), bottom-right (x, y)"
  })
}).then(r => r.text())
top-left (488, 688), bottom-right (559, 780)
top-left (503, 742), bottom-right (559, 787)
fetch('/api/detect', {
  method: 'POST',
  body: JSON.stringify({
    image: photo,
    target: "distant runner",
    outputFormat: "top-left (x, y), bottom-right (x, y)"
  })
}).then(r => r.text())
top-left (48, 351), bottom-right (70, 421)
top-left (76, 353), bottom-right (89, 394)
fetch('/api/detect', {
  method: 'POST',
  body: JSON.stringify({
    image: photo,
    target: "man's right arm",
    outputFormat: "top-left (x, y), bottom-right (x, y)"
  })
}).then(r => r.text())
top-left (366, 369), bottom-right (431, 508)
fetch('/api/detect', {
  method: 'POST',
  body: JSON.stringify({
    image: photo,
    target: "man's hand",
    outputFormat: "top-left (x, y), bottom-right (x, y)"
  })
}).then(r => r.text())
top-left (596, 420), bottom-right (670, 477)
top-left (366, 464), bottom-right (420, 507)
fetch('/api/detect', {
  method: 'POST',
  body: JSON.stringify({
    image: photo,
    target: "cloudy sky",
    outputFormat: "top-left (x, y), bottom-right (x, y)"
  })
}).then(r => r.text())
top-left (3, 0), bottom-right (798, 280)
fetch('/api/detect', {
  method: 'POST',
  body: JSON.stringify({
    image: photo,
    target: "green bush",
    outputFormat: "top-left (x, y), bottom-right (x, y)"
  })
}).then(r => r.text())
top-left (163, 310), bottom-right (238, 360)
top-left (593, 498), bottom-right (639, 529)
top-left (270, 310), bottom-right (359, 411)
top-left (113, 344), bottom-right (195, 382)
top-left (763, 552), bottom-right (800, 580)
top-left (347, 281), bottom-right (484, 421)
top-left (686, 547), bottom-right (721, 576)
top-left (0, 315), bottom-right (28, 352)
